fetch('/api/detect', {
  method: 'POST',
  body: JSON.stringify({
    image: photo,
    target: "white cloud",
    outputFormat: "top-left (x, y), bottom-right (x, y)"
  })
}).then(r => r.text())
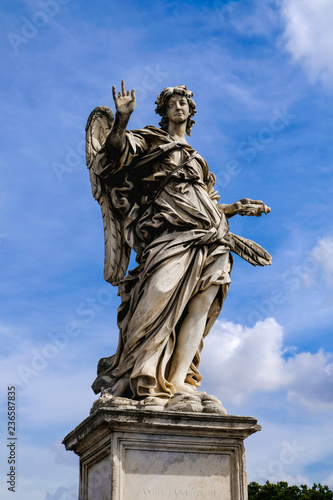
top-left (17, 370), bottom-right (96, 429)
top-left (0, 324), bottom-right (98, 430)
top-left (201, 317), bottom-right (333, 409)
top-left (0, 441), bottom-right (78, 500)
top-left (281, 0), bottom-right (333, 85)
top-left (0, 332), bottom-right (94, 499)
top-left (201, 318), bottom-right (290, 404)
top-left (45, 485), bottom-right (78, 500)
top-left (246, 418), bottom-right (333, 486)
top-left (286, 349), bottom-right (333, 410)
top-left (229, 1), bottom-right (279, 38)
top-left (323, 473), bottom-right (333, 489)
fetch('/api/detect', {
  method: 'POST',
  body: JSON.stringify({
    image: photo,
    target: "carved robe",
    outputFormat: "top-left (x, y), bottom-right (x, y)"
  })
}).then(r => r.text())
top-left (92, 126), bottom-right (233, 398)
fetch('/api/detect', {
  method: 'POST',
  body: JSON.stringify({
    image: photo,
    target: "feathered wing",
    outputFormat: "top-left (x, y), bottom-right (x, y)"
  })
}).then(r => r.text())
top-left (85, 106), bottom-right (131, 285)
top-left (229, 233), bottom-right (272, 267)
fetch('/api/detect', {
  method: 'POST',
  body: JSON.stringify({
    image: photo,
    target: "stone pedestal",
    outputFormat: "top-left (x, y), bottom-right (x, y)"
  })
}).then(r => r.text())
top-left (63, 407), bottom-right (260, 500)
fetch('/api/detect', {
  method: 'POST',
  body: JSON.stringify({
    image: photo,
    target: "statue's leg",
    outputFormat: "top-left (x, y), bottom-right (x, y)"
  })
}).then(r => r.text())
top-left (168, 282), bottom-right (220, 394)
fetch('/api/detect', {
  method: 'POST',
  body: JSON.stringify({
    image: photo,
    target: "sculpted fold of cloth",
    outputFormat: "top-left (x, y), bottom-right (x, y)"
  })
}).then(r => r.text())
top-left (86, 81), bottom-right (271, 401)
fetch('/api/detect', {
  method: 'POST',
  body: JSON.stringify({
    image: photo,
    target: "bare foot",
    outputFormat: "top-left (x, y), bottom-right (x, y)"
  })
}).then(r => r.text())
top-left (170, 379), bottom-right (197, 394)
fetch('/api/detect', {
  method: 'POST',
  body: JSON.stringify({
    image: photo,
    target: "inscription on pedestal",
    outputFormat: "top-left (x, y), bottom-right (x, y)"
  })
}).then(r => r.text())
top-left (140, 488), bottom-right (226, 498)
top-left (124, 449), bottom-right (231, 500)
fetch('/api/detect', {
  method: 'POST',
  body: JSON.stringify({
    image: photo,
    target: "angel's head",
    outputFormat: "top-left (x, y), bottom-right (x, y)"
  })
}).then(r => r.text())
top-left (155, 85), bottom-right (196, 136)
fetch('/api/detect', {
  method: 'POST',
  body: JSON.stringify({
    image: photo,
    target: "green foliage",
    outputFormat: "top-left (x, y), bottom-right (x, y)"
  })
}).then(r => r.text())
top-left (248, 481), bottom-right (333, 500)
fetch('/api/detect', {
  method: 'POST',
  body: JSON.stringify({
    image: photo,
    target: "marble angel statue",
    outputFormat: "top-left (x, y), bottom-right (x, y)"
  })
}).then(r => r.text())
top-left (85, 80), bottom-right (271, 402)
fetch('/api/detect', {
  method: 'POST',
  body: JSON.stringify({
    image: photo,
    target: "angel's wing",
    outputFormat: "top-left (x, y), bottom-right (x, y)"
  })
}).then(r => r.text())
top-left (85, 106), bottom-right (131, 286)
top-left (229, 233), bottom-right (272, 267)
top-left (85, 106), bottom-right (114, 199)
top-left (86, 106), bottom-right (114, 168)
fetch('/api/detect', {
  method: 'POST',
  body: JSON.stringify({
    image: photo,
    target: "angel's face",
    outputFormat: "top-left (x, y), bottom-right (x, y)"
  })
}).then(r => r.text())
top-left (165, 94), bottom-right (190, 125)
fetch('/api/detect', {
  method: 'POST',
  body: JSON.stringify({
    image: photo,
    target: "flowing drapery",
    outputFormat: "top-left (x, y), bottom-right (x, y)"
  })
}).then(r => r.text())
top-left (92, 127), bottom-right (233, 398)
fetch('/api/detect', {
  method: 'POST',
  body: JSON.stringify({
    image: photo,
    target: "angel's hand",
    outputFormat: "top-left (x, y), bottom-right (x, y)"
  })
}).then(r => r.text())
top-left (112, 80), bottom-right (136, 118)
top-left (220, 199), bottom-right (271, 218)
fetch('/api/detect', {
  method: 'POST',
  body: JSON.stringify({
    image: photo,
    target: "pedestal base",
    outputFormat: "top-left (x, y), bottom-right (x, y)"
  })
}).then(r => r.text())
top-left (63, 407), bottom-right (260, 500)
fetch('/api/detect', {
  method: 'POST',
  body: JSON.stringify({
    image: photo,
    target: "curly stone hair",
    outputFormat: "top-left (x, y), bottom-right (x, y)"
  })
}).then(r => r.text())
top-left (155, 85), bottom-right (196, 136)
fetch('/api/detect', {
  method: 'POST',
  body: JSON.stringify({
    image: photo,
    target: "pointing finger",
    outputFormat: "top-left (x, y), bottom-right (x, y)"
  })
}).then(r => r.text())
top-left (112, 85), bottom-right (117, 101)
top-left (251, 200), bottom-right (264, 205)
top-left (121, 79), bottom-right (126, 96)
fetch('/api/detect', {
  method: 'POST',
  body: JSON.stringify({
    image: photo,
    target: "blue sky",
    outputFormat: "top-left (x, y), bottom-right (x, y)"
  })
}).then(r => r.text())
top-left (1, 0), bottom-right (333, 498)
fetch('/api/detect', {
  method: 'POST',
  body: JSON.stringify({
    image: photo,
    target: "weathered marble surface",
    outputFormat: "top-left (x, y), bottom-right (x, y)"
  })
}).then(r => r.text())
top-left (90, 390), bottom-right (227, 415)
top-left (86, 81), bottom-right (271, 401)
top-left (63, 407), bottom-right (261, 500)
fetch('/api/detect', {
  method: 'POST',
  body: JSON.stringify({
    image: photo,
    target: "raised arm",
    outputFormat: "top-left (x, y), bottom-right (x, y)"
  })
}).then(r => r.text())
top-left (105, 80), bottom-right (136, 159)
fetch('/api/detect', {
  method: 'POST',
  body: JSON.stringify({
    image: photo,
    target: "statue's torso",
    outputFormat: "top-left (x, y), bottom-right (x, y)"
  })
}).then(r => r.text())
top-left (105, 127), bottom-right (229, 256)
